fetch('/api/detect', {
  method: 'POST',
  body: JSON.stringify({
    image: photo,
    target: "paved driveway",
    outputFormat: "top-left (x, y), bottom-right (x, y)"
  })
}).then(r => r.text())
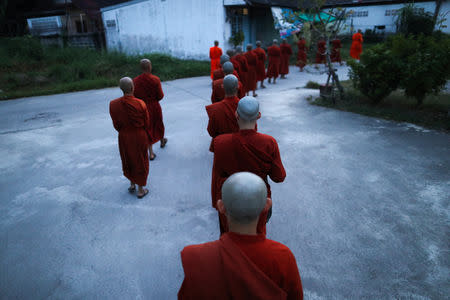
top-left (1, 66), bottom-right (449, 299)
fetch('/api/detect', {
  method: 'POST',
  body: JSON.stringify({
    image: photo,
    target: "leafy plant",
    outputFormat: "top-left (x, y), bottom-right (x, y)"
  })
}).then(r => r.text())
top-left (228, 31), bottom-right (245, 47)
top-left (395, 4), bottom-right (434, 36)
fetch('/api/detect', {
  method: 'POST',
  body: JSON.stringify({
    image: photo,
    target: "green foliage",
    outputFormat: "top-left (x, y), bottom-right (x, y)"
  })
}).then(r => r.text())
top-left (395, 4), bottom-right (434, 36)
top-left (228, 30), bottom-right (245, 47)
top-left (348, 44), bottom-right (402, 103)
top-left (305, 81), bottom-right (321, 89)
top-left (0, 37), bottom-right (210, 100)
top-left (389, 34), bottom-right (450, 105)
top-left (363, 29), bottom-right (384, 43)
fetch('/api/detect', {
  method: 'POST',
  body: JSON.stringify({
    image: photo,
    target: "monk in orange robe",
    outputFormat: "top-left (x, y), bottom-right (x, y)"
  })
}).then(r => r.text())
top-left (296, 36), bottom-right (307, 71)
top-left (178, 172), bottom-right (303, 300)
top-left (212, 54), bottom-right (240, 81)
top-left (253, 40), bottom-right (267, 88)
top-left (209, 40), bottom-right (222, 79)
top-left (350, 29), bottom-right (363, 60)
top-left (279, 38), bottom-right (293, 79)
top-left (267, 39), bottom-right (281, 84)
top-left (109, 77), bottom-right (150, 198)
top-left (244, 44), bottom-right (258, 97)
top-left (211, 62), bottom-right (245, 103)
top-left (234, 46), bottom-right (249, 93)
top-left (133, 59), bottom-right (167, 161)
top-left (211, 96), bottom-right (286, 235)
top-left (331, 37), bottom-right (342, 64)
top-left (315, 39), bottom-right (326, 64)
top-left (205, 74), bottom-right (240, 151)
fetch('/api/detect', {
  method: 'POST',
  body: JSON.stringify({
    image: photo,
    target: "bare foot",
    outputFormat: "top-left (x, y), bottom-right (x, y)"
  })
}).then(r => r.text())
top-left (160, 137), bottom-right (168, 148)
top-left (137, 188), bottom-right (149, 199)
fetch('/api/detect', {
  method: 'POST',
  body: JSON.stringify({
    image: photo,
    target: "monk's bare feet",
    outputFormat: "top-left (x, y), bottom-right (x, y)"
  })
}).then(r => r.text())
top-left (149, 153), bottom-right (156, 161)
top-left (128, 183), bottom-right (136, 193)
top-left (273, 79), bottom-right (277, 84)
top-left (268, 78), bottom-right (271, 84)
top-left (281, 75), bottom-right (286, 79)
top-left (160, 137), bottom-right (168, 148)
top-left (261, 84), bottom-right (266, 89)
top-left (253, 93), bottom-right (258, 97)
top-left (137, 187), bottom-right (149, 198)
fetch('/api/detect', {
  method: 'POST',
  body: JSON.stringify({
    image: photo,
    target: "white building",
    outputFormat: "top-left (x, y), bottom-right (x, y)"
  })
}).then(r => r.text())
top-left (100, 0), bottom-right (450, 59)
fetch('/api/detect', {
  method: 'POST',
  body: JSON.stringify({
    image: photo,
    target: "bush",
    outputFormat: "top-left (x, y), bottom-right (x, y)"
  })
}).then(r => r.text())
top-left (305, 81), bottom-right (321, 89)
top-left (348, 44), bottom-right (402, 103)
top-left (395, 4), bottom-right (434, 36)
top-left (1, 36), bottom-right (44, 61)
top-left (389, 34), bottom-right (450, 106)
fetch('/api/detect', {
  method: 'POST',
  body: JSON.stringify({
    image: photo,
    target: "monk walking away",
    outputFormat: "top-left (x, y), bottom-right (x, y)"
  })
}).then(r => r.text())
top-left (244, 44), bottom-right (258, 97)
top-left (211, 96), bottom-right (286, 234)
top-left (280, 38), bottom-right (293, 79)
top-left (315, 37), bottom-right (326, 66)
top-left (267, 39), bottom-right (281, 84)
top-left (210, 40), bottom-right (223, 79)
top-left (330, 34), bottom-right (343, 65)
top-left (350, 29), bottom-right (363, 60)
top-left (133, 59), bottom-right (168, 161)
top-left (178, 172), bottom-right (303, 300)
top-left (109, 77), bottom-right (150, 199)
top-left (211, 62), bottom-right (245, 103)
top-left (296, 34), bottom-right (307, 72)
top-left (234, 46), bottom-right (249, 94)
top-left (253, 40), bottom-right (267, 88)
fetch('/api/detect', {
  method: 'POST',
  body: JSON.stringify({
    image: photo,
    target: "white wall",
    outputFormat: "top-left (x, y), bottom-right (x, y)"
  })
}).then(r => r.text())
top-left (339, 1), bottom-right (450, 34)
top-left (102, 0), bottom-right (230, 59)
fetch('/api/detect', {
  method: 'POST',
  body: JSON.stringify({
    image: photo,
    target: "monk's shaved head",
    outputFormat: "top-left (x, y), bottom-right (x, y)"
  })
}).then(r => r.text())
top-left (256, 40), bottom-right (261, 47)
top-left (119, 77), bottom-right (133, 94)
top-left (222, 61), bottom-right (234, 75)
top-left (237, 96), bottom-right (259, 121)
top-left (235, 45), bottom-right (243, 53)
top-left (223, 74), bottom-right (238, 96)
top-left (282, 38), bottom-right (287, 43)
top-left (214, 40), bottom-right (219, 46)
top-left (246, 44), bottom-right (252, 51)
top-left (222, 172), bottom-right (267, 224)
top-left (140, 58), bottom-right (152, 72)
top-left (273, 39), bottom-right (278, 44)
top-left (226, 49), bottom-right (235, 57)
top-left (220, 54), bottom-right (230, 65)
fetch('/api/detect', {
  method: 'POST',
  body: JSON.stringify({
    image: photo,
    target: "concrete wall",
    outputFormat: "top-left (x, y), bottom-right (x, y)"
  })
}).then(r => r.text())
top-left (340, 2), bottom-right (450, 34)
top-left (101, 0), bottom-right (230, 59)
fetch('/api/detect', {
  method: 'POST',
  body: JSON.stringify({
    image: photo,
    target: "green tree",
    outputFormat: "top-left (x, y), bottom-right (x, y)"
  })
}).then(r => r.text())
top-left (395, 3), bottom-right (434, 36)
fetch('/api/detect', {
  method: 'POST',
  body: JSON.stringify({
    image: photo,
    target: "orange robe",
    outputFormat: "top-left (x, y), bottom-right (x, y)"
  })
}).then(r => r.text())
top-left (211, 129), bottom-right (286, 234)
top-left (244, 50), bottom-right (258, 91)
top-left (267, 45), bottom-right (281, 79)
top-left (212, 68), bottom-right (240, 81)
top-left (315, 40), bottom-right (326, 64)
top-left (178, 232), bottom-right (303, 300)
top-left (109, 95), bottom-right (150, 186)
top-left (234, 54), bottom-right (249, 93)
top-left (280, 43), bottom-right (293, 75)
top-left (205, 96), bottom-right (240, 151)
top-left (253, 47), bottom-right (267, 81)
top-left (211, 78), bottom-right (245, 103)
top-left (296, 39), bottom-right (307, 68)
top-left (331, 39), bottom-right (342, 63)
top-left (350, 32), bottom-right (363, 59)
top-left (133, 73), bottom-right (165, 144)
top-left (209, 46), bottom-right (223, 78)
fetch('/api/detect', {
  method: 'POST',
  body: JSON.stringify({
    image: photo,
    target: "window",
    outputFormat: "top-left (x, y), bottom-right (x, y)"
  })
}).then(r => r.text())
top-left (385, 9), bottom-right (399, 16)
top-left (350, 10), bottom-right (368, 18)
top-left (106, 20), bottom-right (116, 28)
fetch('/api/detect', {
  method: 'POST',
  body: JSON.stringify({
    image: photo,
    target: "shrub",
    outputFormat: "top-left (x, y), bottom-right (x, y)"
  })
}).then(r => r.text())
top-left (305, 81), bottom-right (321, 89)
top-left (390, 34), bottom-right (450, 106)
top-left (348, 44), bottom-right (402, 103)
top-left (395, 4), bottom-right (434, 36)
top-left (1, 36), bottom-right (44, 61)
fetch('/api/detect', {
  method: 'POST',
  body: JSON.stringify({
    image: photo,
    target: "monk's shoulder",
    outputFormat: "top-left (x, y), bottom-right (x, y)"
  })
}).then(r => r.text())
top-left (213, 133), bottom-right (233, 148)
top-left (213, 79), bottom-right (223, 88)
top-left (205, 102), bottom-right (222, 117)
top-left (149, 74), bottom-right (161, 83)
top-left (255, 132), bottom-right (277, 144)
top-left (263, 238), bottom-right (296, 261)
top-left (181, 240), bottom-right (221, 263)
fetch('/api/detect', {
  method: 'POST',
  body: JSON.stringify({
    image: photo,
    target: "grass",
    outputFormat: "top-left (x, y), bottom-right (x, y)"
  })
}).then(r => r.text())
top-left (0, 36), bottom-right (210, 100)
top-left (310, 80), bottom-right (450, 131)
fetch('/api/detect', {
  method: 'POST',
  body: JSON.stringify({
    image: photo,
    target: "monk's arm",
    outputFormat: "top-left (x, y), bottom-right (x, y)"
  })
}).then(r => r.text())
top-left (269, 141), bottom-right (286, 182)
top-left (286, 252), bottom-right (303, 300)
top-left (109, 104), bottom-right (121, 131)
top-left (156, 81), bottom-right (164, 101)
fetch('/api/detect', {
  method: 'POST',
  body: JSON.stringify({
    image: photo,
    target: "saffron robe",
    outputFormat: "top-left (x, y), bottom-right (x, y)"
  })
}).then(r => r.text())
top-left (267, 45), bottom-right (281, 79)
top-left (133, 73), bottom-right (165, 144)
top-left (211, 78), bottom-right (245, 103)
top-left (234, 54), bottom-right (249, 93)
top-left (296, 39), bottom-right (307, 68)
top-left (253, 47), bottom-right (267, 81)
top-left (244, 50), bottom-right (258, 91)
top-left (205, 96), bottom-right (240, 151)
top-left (280, 43), bottom-right (293, 75)
top-left (109, 95), bottom-right (150, 186)
top-left (178, 232), bottom-right (303, 300)
top-left (211, 129), bottom-right (286, 234)
top-left (209, 46), bottom-right (223, 78)
top-left (212, 68), bottom-right (240, 81)
top-left (350, 32), bottom-right (363, 59)
top-left (315, 40), bottom-right (326, 64)
top-left (330, 39), bottom-right (342, 63)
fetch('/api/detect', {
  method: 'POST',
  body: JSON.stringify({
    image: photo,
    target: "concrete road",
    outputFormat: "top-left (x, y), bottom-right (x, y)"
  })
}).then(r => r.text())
top-left (0, 66), bottom-right (449, 299)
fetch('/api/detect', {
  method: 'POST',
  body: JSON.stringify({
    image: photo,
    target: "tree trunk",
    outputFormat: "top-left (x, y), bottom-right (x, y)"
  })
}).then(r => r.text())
top-left (324, 38), bottom-right (344, 102)
top-left (433, 0), bottom-right (443, 27)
